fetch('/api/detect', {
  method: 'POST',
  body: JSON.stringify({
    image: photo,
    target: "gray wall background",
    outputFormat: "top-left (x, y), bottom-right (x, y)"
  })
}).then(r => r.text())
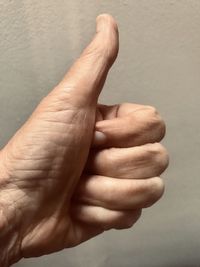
top-left (1, 0), bottom-right (200, 266)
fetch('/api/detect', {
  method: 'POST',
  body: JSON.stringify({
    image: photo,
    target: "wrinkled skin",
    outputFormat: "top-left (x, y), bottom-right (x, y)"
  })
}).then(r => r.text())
top-left (0, 14), bottom-right (168, 266)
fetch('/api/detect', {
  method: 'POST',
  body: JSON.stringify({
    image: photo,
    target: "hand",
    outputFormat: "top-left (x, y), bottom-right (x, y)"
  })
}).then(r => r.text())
top-left (73, 102), bottom-right (168, 229)
top-left (0, 14), bottom-right (168, 266)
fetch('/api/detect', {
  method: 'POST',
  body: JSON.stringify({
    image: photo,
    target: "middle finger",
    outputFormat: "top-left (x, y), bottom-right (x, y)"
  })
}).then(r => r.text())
top-left (86, 143), bottom-right (169, 179)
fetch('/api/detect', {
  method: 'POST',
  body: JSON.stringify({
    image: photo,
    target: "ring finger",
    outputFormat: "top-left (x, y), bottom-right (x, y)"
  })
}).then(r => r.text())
top-left (74, 175), bottom-right (164, 210)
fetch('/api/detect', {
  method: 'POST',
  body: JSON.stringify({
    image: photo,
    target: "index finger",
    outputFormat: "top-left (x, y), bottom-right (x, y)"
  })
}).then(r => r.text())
top-left (93, 103), bottom-right (166, 148)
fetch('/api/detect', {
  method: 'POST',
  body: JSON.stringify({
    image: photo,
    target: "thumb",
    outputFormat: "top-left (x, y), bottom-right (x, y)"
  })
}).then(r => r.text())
top-left (52, 14), bottom-right (119, 106)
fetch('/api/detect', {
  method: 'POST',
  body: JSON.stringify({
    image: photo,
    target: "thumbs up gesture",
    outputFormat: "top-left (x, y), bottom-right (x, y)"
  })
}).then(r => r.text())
top-left (0, 14), bottom-right (168, 265)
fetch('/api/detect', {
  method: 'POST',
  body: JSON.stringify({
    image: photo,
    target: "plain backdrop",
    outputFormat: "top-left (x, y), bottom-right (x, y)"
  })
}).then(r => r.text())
top-left (1, 1), bottom-right (200, 266)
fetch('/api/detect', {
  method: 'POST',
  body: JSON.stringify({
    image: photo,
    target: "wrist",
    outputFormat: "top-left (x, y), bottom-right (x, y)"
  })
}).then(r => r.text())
top-left (0, 151), bottom-right (22, 266)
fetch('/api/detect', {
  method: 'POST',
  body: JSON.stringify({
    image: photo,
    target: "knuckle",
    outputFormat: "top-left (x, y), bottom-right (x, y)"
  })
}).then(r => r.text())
top-left (103, 180), bottom-right (137, 209)
top-left (106, 148), bottom-right (119, 161)
top-left (145, 105), bottom-right (158, 116)
top-left (102, 179), bottom-right (120, 206)
top-left (84, 44), bottom-right (102, 62)
top-left (135, 105), bottom-right (158, 120)
top-left (152, 117), bottom-right (166, 140)
top-left (120, 218), bottom-right (135, 229)
top-left (157, 145), bottom-right (169, 172)
top-left (146, 142), bottom-right (163, 154)
top-left (147, 143), bottom-right (169, 172)
top-left (125, 182), bottom-right (140, 198)
top-left (102, 148), bottom-right (119, 172)
top-left (156, 118), bottom-right (166, 140)
top-left (114, 210), bottom-right (142, 230)
top-left (141, 106), bottom-right (160, 121)
top-left (145, 177), bottom-right (165, 207)
top-left (143, 106), bottom-right (166, 140)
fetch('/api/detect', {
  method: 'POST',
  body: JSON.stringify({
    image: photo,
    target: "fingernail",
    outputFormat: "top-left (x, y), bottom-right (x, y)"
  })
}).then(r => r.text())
top-left (96, 14), bottom-right (107, 32)
top-left (96, 14), bottom-right (117, 33)
top-left (93, 131), bottom-right (107, 146)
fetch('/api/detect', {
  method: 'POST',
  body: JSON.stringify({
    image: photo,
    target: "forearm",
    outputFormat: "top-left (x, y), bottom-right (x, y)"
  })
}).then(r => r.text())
top-left (0, 156), bottom-right (22, 267)
top-left (0, 219), bottom-right (21, 267)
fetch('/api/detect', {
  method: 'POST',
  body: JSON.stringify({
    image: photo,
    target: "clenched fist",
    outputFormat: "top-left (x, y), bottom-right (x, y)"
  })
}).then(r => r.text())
top-left (0, 14), bottom-right (168, 266)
